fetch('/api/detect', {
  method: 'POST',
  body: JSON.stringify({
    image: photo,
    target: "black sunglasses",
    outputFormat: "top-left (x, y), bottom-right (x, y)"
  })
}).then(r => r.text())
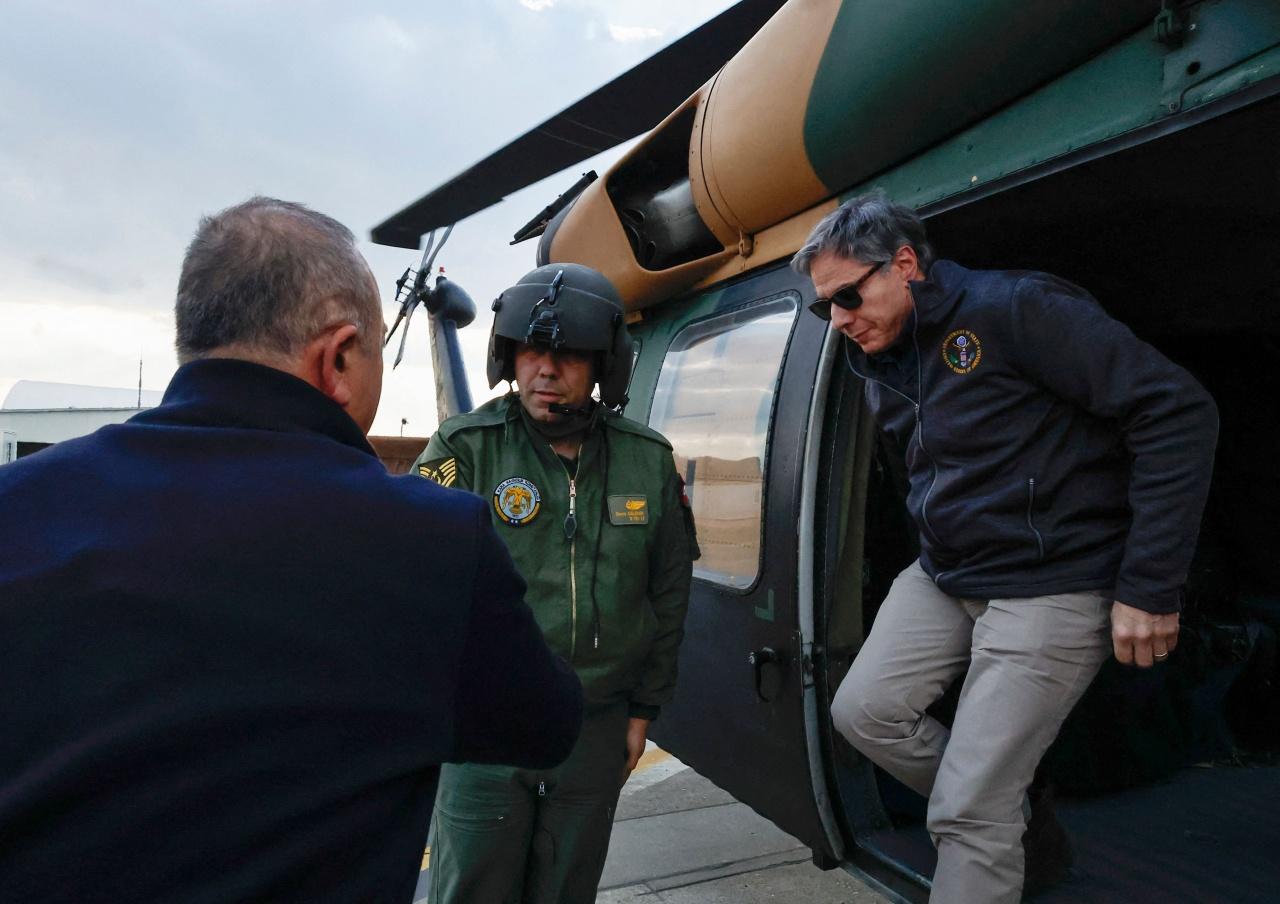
top-left (808, 260), bottom-right (887, 321)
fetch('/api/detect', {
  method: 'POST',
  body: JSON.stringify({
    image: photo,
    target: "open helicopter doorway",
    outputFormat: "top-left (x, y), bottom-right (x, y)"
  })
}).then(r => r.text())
top-left (814, 86), bottom-right (1280, 901)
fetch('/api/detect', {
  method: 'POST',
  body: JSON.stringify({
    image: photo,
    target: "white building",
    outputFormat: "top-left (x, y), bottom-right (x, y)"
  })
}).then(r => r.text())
top-left (0, 381), bottom-right (163, 461)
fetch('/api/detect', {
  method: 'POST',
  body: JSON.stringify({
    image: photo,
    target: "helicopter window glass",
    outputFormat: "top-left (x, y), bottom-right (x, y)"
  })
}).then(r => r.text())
top-left (648, 294), bottom-right (799, 589)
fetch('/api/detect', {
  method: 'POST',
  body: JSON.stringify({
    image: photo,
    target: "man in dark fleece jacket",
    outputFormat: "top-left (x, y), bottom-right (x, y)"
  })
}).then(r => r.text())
top-left (794, 194), bottom-right (1217, 904)
top-left (0, 197), bottom-right (582, 903)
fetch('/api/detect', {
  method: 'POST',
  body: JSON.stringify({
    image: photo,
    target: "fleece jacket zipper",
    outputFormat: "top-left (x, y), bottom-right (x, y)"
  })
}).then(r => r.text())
top-left (1026, 477), bottom-right (1046, 561)
top-left (842, 315), bottom-right (948, 562)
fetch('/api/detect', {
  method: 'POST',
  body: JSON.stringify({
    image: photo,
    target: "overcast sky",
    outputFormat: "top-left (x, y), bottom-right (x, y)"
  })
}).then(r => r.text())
top-left (0, 0), bottom-right (737, 436)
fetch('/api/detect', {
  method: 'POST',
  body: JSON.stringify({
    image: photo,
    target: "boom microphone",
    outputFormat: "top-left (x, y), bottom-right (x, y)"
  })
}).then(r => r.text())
top-left (548, 403), bottom-right (594, 419)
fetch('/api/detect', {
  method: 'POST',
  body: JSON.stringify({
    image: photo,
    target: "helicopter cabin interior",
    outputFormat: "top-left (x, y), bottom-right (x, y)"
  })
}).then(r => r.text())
top-left (808, 84), bottom-right (1280, 901)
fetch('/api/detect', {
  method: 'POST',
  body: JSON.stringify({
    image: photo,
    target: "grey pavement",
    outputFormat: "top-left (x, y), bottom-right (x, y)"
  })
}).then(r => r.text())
top-left (413, 752), bottom-right (889, 903)
top-left (597, 759), bottom-right (888, 903)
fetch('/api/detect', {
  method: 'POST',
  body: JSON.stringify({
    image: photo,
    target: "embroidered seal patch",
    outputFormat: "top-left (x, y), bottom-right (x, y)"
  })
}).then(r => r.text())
top-left (494, 477), bottom-right (541, 526)
top-left (418, 457), bottom-right (458, 488)
top-left (942, 329), bottom-right (983, 374)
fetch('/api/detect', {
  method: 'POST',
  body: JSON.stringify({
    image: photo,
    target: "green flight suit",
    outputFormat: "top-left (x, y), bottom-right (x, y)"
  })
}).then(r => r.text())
top-left (415, 394), bottom-right (696, 904)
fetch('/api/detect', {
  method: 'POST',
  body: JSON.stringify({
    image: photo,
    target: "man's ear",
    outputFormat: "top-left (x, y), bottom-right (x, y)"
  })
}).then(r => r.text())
top-left (303, 323), bottom-right (362, 408)
top-left (894, 245), bottom-right (924, 281)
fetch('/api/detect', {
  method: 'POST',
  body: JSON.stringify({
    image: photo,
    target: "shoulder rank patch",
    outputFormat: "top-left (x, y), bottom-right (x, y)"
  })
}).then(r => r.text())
top-left (608, 494), bottom-right (648, 526)
top-left (494, 477), bottom-right (542, 526)
top-left (942, 329), bottom-right (982, 375)
top-left (418, 457), bottom-right (458, 487)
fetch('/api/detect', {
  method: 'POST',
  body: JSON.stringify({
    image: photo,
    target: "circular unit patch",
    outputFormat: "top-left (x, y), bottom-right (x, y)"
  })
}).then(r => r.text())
top-left (942, 329), bottom-right (983, 375)
top-left (494, 477), bottom-right (542, 526)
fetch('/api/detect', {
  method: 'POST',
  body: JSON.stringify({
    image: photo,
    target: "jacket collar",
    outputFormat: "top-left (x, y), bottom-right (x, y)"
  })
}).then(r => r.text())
top-left (133, 357), bottom-right (375, 456)
top-left (837, 260), bottom-right (969, 399)
top-left (908, 259), bottom-right (969, 329)
top-left (854, 258), bottom-right (971, 367)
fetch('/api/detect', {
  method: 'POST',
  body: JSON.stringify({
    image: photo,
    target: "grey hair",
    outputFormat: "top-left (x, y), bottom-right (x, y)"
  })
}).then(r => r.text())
top-left (791, 191), bottom-right (934, 277)
top-left (175, 197), bottom-right (379, 364)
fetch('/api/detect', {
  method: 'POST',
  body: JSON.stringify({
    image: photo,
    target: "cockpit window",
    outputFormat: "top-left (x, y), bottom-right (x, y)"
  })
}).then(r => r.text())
top-left (648, 293), bottom-right (798, 589)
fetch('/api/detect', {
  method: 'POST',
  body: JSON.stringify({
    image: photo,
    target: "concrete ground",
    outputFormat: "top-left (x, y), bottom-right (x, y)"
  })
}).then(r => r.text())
top-left (596, 751), bottom-right (887, 903)
top-left (414, 747), bottom-right (889, 903)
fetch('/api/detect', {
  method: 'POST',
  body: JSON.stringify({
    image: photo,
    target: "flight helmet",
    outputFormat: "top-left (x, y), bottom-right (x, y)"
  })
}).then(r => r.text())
top-left (487, 263), bottom-right (632, 408)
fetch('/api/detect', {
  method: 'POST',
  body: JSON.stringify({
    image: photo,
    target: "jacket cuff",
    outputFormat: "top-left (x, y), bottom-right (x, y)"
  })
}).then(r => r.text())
top-left (628, 702), bottom-right (660, 721)
top-left (1113, 582), bottom-right (1183, 615)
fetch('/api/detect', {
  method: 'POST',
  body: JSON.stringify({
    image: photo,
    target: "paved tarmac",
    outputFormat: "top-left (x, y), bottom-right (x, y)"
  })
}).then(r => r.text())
top-left (414, 747), bottom-right (889, 903)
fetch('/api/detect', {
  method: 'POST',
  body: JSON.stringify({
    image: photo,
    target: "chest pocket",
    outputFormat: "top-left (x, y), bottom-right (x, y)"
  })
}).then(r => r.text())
top-left (607, 494), bottom-right (648, 526)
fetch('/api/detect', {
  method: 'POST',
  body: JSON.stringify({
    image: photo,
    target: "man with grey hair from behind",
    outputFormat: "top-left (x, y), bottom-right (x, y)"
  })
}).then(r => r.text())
top-left (0, 197), bottom-right (582, 902)
top-left (793, 192), bottom-right (1217, 903)
top-left (173, 196), bottom-right (384, 423)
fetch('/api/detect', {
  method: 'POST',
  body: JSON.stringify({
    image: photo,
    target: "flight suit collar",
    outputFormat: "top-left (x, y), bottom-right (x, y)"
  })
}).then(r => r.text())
top-left (512, 395), bottom-right (602, 474)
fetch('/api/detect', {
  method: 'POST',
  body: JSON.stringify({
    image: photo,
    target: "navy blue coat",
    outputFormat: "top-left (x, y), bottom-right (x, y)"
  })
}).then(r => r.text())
top-left (846, 261), bottom-right (1218, 613)
top-left (0, 358), bottom-right (582, 903)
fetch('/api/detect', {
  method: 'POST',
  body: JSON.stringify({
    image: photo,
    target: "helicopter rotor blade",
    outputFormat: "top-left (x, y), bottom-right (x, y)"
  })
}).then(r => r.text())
top-left (384, 267), bottom-right (413, 348)
top-left (369, 0), bottom-right (787, 249)
top-left (392, 300), bottom-right (417, 369)
top-left (418, 229), bottom-right (436, 272)
top-left (422, 223), bottom-right (454, 278)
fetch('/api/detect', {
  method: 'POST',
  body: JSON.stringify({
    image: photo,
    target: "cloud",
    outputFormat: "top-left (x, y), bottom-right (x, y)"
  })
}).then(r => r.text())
top-left (356, 13), bottom-right (419, 53)
top-left (0, 299), bottom-right (176, 395)
top-left (0, 0), bottom-right (737, 436)
top-left (607, 23), bottom-right (664, 42)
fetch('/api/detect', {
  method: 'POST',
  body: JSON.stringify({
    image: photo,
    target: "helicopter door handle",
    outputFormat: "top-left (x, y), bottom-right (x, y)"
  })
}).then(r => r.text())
top-left (748, 647), bottom-right (781, 702)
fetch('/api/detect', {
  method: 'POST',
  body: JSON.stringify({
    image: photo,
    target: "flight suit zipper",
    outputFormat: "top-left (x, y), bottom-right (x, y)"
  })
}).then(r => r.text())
top-left (569, 476), bottom-right (578, 659)
top-left (556, 443), bottom-right (583, 661)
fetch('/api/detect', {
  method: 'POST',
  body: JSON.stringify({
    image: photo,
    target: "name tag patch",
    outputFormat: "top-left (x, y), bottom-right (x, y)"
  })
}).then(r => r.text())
top-left (608, 495), bottom-right (648, 525)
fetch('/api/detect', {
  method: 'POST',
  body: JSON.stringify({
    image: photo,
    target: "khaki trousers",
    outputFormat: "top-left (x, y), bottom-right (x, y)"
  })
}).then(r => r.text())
top-left (831, 560), bottom-right (1112, 904)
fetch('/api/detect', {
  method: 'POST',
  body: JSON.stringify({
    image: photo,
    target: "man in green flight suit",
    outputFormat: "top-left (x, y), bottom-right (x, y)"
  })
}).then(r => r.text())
top-left (415, 263), bottom-right (698, 904)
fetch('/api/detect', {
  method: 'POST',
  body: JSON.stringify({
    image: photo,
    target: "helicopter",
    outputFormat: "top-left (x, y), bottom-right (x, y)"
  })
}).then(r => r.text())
top-left (373, 1), bottom-right (1280, 900)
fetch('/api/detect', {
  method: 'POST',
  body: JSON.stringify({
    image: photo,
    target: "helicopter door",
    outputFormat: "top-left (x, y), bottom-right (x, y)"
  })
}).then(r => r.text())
top-left (637, 263), bottom-right (841, 861)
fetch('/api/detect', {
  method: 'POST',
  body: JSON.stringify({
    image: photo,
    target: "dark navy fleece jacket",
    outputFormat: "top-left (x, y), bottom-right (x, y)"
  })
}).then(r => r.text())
top-left (0, 358), bottom-right (582, 903)
top-left (847, 260), bottom-right (1218, 614)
